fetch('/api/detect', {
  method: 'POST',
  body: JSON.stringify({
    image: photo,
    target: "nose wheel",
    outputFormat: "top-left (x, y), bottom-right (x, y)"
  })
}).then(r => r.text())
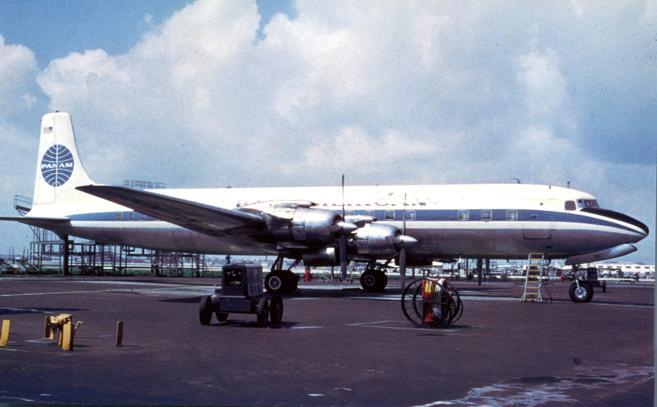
top-left (569, 281), bottom-right (594, 302)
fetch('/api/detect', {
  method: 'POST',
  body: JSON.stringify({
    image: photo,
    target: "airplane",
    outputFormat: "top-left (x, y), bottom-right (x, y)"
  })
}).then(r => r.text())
top-left (1, 112), bottom-right (649, 301)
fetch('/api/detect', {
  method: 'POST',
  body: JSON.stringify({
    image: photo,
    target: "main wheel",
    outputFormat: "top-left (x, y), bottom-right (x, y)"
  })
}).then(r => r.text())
top-left (265, 271), bottom-right (286, 294)
top-left (375, 271), bottom-right (388, 291)
top-left (569, 281), bottom-right (594, 303)
top-left (360, 270), bottom-right (386, 292)
top-left (283, 271), bottom-right (299, 294)
top-left (269, 296), bottom-right (284, 325)
top-left (216, 312), bottom-right (228, 322)
top-left (360, 270), bottom-right (376, 291)
top-left (256, 298), bottom-right (270, 326)
top-left (199, 296), bottom-right (213, 325)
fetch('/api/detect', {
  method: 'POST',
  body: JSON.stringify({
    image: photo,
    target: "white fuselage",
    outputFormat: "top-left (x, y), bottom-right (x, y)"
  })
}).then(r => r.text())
top-left (28, 183), bottom-right (648, 261)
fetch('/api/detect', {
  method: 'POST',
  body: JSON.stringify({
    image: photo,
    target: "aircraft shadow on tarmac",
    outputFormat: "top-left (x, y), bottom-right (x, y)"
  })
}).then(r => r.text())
top-left (0, 306), bottom-right (86, 315)
top-left (159, 297), bottom-right (206, 304)
top-left (158, 288), bottom-right (400, 304)
top-left (208, 320), bottom-right (300, 329)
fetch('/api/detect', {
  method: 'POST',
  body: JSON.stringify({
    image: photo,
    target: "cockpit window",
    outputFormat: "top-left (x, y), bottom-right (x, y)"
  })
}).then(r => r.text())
top-left (565, 201), bottom-right (576, 211)
top-left (576, 199), bottom-right (599, 209)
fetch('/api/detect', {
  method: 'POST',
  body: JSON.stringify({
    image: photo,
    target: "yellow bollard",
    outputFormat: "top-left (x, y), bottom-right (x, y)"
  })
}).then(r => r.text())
top-left (0, 320), bottom-right (10, 347)
top-left (44, 314), bottom-right (80, 351)
top-left (61, 321), bottom-right (73, 351)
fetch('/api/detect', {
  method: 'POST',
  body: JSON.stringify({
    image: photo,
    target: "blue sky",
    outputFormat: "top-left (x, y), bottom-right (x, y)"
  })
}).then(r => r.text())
top-left (0, 1), bottom-right (654, 263)
top-left (0, 0), bottom-right (296, 65)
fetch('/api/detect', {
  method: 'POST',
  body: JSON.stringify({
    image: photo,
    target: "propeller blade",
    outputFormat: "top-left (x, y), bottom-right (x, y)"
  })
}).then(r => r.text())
top-left (399, 247), bottom-right (407, 290)
top-left (341, 174), bottom-right (346, 218)
top-left (402, 192), bottom-right (407, 235)
top-left (338, 234), bottom-right (348, 280)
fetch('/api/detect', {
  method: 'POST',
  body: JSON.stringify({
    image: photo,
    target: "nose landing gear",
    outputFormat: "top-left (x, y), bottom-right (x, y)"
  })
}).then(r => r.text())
top-left (569, 280), bottom-right (594, 303)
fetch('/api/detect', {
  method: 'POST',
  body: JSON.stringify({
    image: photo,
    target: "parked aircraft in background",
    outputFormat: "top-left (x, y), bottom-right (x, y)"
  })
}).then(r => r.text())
top-left (1, 112), bottom-right (649, 299)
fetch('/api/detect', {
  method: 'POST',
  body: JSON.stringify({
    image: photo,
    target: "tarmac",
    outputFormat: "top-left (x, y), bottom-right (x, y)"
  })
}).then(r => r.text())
top-left (0, 276), bottom-right (653, 406)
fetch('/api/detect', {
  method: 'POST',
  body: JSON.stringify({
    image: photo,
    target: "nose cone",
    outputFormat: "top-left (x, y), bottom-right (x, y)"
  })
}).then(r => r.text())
top-left (582, 208), bottom-right (649, 238)
top-left (395, 235), bottom-right (418, 246)
top-left (336, 221), bottom-right (358, 234)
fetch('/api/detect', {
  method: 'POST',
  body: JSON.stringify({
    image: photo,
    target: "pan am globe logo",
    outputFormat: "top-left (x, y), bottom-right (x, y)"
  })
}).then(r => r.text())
top-left (40, 144), bottom-right (74, 187)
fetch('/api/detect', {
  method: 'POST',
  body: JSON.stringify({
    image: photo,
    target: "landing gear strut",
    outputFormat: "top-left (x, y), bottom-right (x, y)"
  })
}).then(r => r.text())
top-left (360, 261), bottom-right (388, 292)
top-left (264, 256), bottom-right (299, 295)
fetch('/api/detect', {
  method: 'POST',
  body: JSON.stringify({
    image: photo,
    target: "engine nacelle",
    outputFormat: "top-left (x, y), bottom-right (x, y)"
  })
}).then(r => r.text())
top-left (291, 208), bottom-right (343, 244)
top-left (265, 208), bottom-right (349, 245)
top-left (354, 223), bottom-right (401, 258)
top-left (302, 247), bottom-right (338, 267)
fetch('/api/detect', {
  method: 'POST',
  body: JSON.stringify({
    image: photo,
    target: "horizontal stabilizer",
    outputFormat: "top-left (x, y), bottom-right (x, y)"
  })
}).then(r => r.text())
top-left (0, 216), bottom-right (70, 229)
top-left (76, 185), bottom-right (266, 237)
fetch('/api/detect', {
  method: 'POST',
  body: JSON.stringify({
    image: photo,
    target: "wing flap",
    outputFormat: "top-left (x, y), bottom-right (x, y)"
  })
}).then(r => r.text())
top-left (76, 185), bottom-right (266, 237)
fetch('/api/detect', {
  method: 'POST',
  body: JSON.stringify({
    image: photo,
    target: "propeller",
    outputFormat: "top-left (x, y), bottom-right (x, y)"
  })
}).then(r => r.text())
top-left (340, 174), bottom-right (348, 280)
top-left (400, 192), bottom-right (408, 290)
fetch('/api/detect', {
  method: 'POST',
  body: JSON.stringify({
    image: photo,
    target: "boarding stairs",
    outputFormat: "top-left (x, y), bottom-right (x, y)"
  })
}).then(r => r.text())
top-left (521, 253), bottom-right (551, 303)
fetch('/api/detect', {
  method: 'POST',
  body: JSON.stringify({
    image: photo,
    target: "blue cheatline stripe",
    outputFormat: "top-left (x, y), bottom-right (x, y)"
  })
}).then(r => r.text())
top-left (67, 208), bottom-right (639, 233)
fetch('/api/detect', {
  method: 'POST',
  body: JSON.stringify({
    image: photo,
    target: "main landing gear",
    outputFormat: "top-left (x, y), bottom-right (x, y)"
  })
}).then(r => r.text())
top-left (264, 256), bottom-right (299, 295)
top-left (360, 261), bottom-right (388, 292)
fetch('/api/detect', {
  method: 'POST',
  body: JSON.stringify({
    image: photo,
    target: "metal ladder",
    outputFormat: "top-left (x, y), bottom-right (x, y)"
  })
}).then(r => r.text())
top-left (521, 253), bottom-right (548, 302)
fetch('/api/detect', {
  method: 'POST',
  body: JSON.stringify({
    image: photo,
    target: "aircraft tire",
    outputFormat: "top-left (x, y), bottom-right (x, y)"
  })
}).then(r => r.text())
top-left (376, 271), bottom-right (388, 291)
top-left (216, 312), bottom-right (228, 322)
top-left (361, 270), bottom-right (385, 292)
top-left (269, 296), bottom-right (284, 325)
top-left (285, 271), bottom-right (299, 294)
top-left (199, 296), bottom-right (213, 325)
top-left (265, 271), bottom-right (286, 294)
top-left (257, 298), bottom-right (270, 326)
top-left (569, 281), bottom-right (594, 303)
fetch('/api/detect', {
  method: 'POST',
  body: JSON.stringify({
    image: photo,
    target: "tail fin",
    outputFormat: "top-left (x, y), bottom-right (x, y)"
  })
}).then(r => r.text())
top-left (32, 112), bottom-right (95, 207)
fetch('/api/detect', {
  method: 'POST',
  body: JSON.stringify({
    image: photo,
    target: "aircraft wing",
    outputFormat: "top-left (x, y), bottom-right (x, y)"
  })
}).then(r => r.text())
top-left (76, 185), bottom-right (266, 237)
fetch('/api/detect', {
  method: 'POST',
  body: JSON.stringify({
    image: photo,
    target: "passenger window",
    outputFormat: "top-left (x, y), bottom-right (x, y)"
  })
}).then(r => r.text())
top-left (506, 210), bottom-right (518, 221)
top-left (405, 210), bottom-right (416, 221)
top-left (457, 210), bottom-right (469, 221)
top-left (384, 210), bottom-right (395, 220)
top-left (565, 201), bottom-right (576, 211)
top-left (481, 210), bottom-right (492, 221)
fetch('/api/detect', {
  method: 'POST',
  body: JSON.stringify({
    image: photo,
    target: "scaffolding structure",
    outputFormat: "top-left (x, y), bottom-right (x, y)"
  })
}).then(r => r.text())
top-left (10, 184), bottom-right (214, 277)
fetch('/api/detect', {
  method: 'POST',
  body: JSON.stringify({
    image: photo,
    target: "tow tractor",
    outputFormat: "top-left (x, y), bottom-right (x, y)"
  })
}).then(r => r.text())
top-left (567, 266), bottom-right (606, 303)
top-left (199, 264), bottom-right (283, 326)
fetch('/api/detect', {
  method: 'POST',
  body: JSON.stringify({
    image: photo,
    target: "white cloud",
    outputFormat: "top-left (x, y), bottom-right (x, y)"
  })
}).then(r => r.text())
top-left (281, 127), bottom-right (438, 180)
top-left (0, 35), bottom-right (39, 115)
top-left (515, 49), bottom-right (567, 122)
top-left (0, 0), bottom-right (652, 261)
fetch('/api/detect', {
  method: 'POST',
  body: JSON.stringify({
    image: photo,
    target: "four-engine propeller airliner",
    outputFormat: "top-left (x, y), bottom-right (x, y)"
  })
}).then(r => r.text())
top-left (1, 112), bottom-right (649, 299)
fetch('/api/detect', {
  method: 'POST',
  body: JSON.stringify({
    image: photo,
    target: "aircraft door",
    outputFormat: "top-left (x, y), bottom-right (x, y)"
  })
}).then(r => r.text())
top-left (522, 211), bottom-right (552, 239)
